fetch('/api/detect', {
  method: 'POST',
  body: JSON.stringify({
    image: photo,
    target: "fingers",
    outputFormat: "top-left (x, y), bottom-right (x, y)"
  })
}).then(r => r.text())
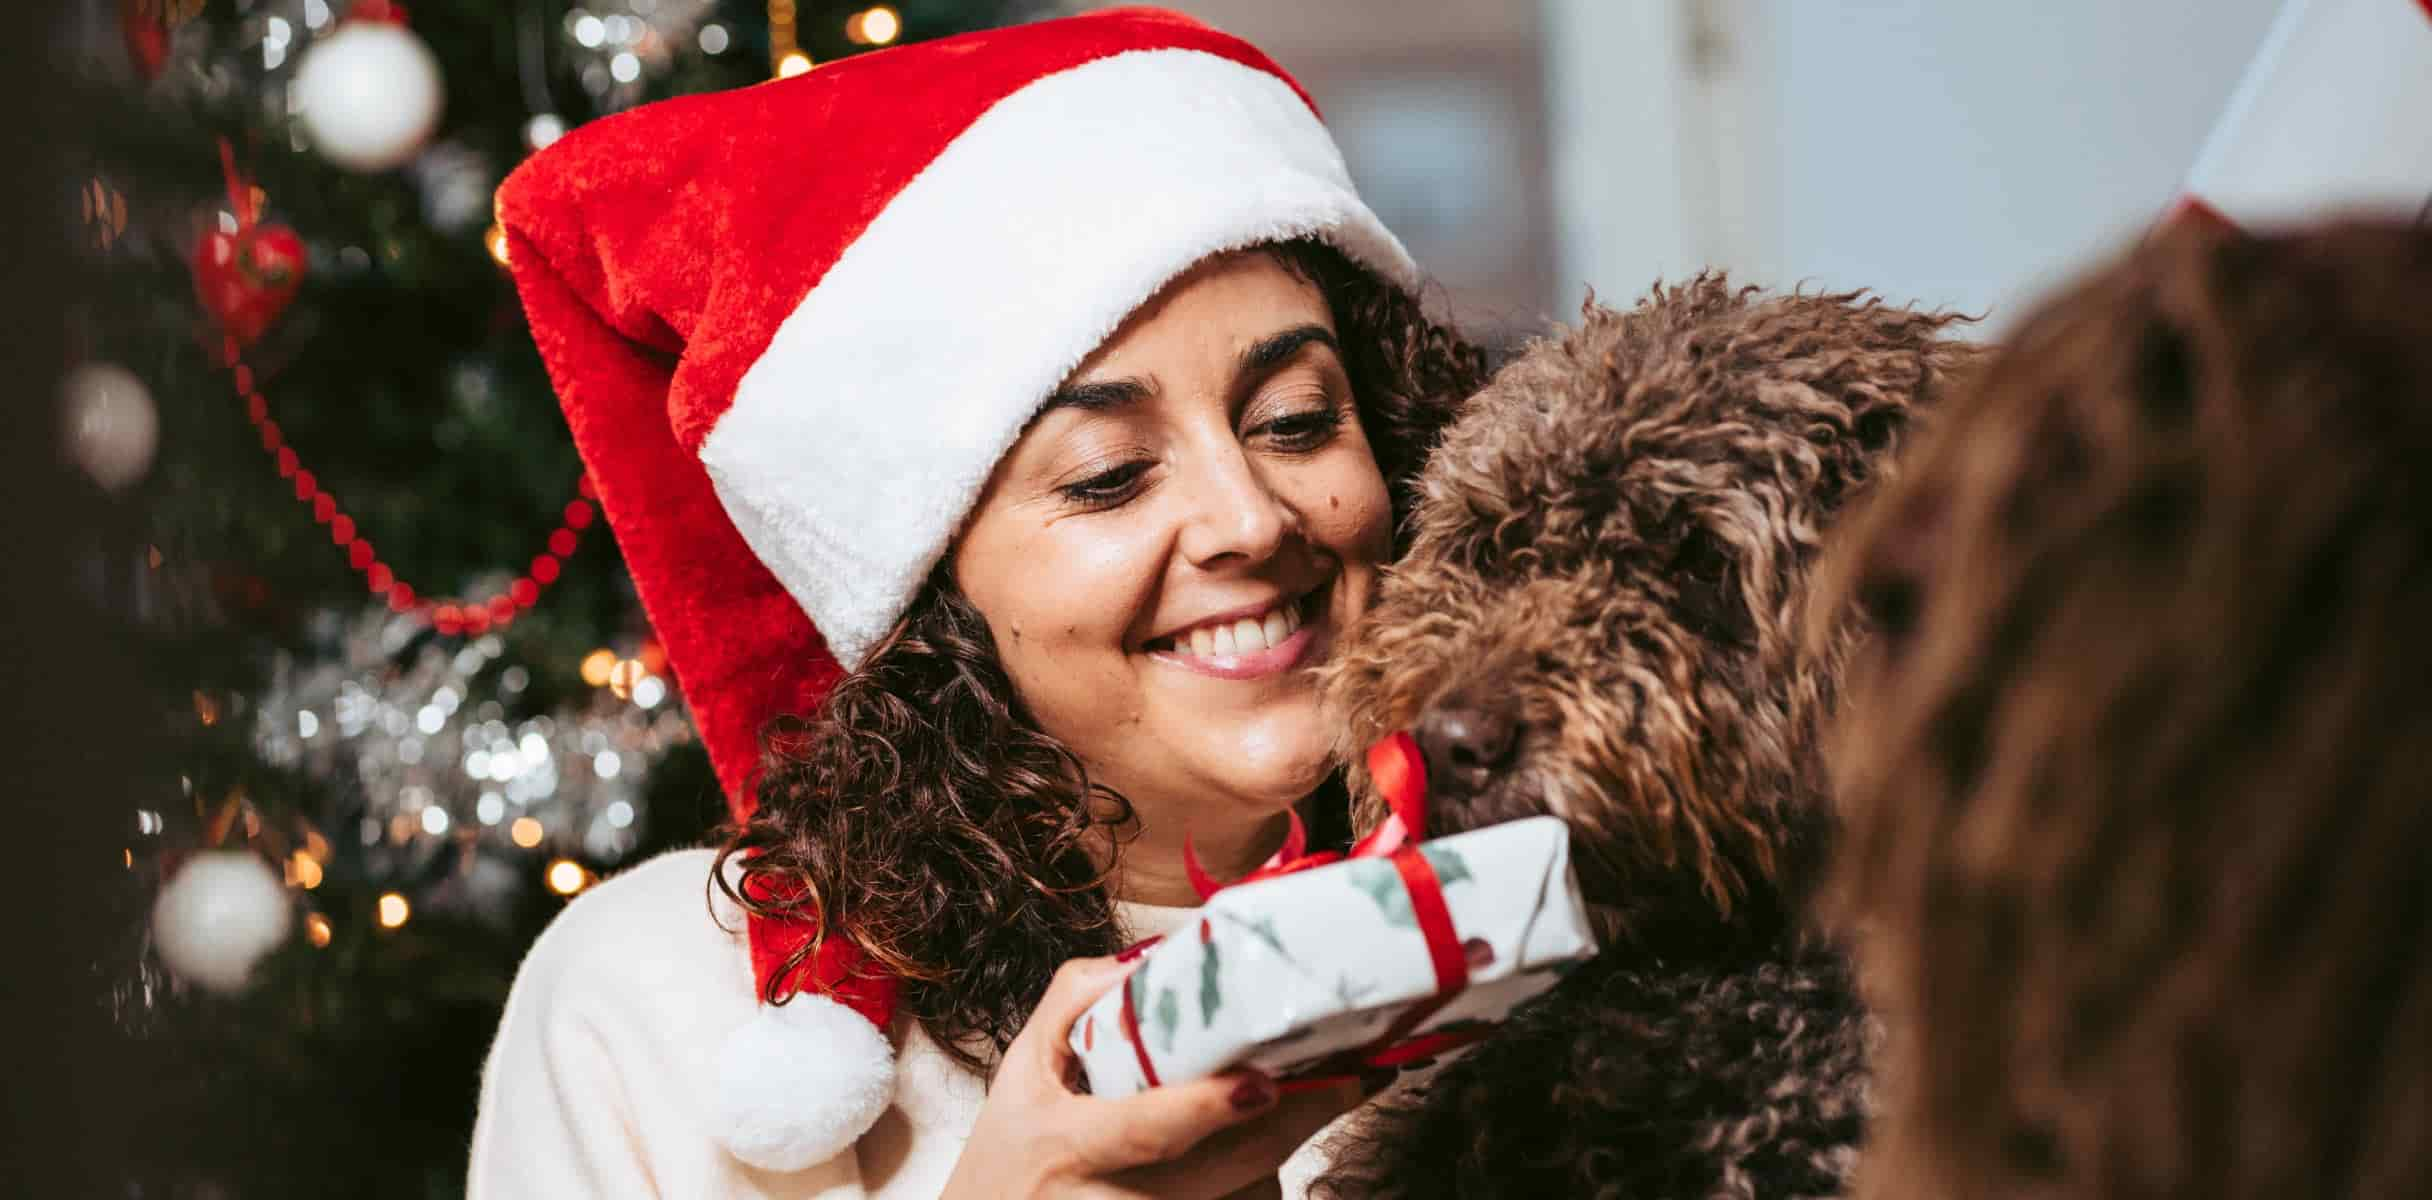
top-left (1001, 956), bottom-right (1136, 1096)
top-left (1078, 1069), bottom-right (1283, 1171)
top-left (1101, 1077), bottom-right (1364, 1196)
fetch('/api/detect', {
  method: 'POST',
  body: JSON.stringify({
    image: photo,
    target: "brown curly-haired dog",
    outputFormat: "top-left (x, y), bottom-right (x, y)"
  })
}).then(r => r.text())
top-left (1308, 277), bottom-right (1975, 1198)
top-left (1814, 221), bottom-right (2432, 1200)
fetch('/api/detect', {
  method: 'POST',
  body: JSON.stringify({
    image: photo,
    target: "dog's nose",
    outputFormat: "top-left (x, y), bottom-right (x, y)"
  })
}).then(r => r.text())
top-left (1413, 702), bottom-right (1518, 800)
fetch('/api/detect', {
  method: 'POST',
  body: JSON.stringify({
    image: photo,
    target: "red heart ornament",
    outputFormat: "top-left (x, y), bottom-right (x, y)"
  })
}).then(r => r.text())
top-left (192, 223), bottom-right (307, 348)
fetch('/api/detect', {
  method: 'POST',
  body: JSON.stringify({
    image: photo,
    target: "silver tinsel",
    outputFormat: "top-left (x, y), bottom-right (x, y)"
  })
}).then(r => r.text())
top-left (253, 605), bottom-right (692, 882)
top-left (560, 0), bottom-right (719, 110)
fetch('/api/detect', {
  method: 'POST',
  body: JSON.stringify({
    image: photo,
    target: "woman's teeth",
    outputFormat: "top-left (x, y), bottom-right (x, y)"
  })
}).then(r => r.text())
top-left (1177, 599), bottom-right (1304, 659)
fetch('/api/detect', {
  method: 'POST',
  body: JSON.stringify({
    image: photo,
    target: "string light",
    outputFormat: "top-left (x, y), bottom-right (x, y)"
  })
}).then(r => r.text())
top-left (485, 223), bottom-right (512, 267)
top-left (546, 858), bottom-right (591, 895)
top-left (848, 6), bottom-right (900, 45)
top-left (376, 892), bottom-right (412, 929)
top-left (579, 649), bottom-right (619, 688)
top-left (287, 849), bottom-right (324, 890)
top-left (606, 658), bottom-right (646, 700)
top-left (82, 177), bottom-right (128, 249)
top-left (306, 912), bottom-right (334, 948)
top-left (510, 816), bottom-right (545, 849)
top-left (767, 0), bottom-right (799, 77)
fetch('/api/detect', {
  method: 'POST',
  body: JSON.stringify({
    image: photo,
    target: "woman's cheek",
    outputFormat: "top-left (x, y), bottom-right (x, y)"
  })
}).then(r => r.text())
top-left (1307, 449), bottom-right (1394, 566)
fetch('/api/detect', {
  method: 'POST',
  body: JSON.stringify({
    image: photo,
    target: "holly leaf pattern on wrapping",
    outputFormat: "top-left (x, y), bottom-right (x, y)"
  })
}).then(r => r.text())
top-left (1154, 985), bottom-right (1180, 1053)
top-left (1421, 844), bottom-right (1472, 887)
top-left (1199, 938), bottom-right (1223, 1028)
top-left (1346, 846), bottom-right (1474, 927)
top-left (1210, 911), bottom-right (1296, 970)
top-left (1347, 859), bottom-right (1411, 926)
top-left (1125, 967), bottom-right (1153, 1047)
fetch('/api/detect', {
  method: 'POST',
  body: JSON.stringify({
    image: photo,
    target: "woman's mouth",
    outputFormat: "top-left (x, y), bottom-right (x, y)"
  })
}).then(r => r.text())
top-left (1143, 587), bottom-right (1325, 680)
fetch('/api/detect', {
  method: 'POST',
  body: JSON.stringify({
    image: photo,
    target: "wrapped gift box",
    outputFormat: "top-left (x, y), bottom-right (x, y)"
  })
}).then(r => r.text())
top-left (1071, 814), bottom-right (1596, 1097)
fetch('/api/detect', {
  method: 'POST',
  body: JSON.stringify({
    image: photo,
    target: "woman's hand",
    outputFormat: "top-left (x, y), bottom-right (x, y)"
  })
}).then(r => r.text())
top-left (940, 955), bottom-right (1362, 1200)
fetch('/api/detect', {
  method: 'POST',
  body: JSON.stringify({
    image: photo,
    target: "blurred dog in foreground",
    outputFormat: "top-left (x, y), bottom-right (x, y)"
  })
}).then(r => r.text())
top-left (1815, 220), bottom-right (2432, 1200)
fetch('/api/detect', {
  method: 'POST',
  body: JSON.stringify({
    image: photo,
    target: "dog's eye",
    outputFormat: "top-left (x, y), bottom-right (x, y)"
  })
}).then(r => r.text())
top-left (1854, 406), bottom-right (1902, 452)
top-left (1857, 574), bottom-right (1916, 632)
top-left (1671, 527), bottom-right (1753, 647)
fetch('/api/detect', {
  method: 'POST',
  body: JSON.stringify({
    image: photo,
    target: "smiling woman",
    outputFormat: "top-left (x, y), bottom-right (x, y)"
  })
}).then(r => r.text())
top-left (732, 233), bottom-right (1478, 1076)
top-left (469, 9), bottom-right (1484, 1199)
top-left (955, 249), bottom-right (1394, 883)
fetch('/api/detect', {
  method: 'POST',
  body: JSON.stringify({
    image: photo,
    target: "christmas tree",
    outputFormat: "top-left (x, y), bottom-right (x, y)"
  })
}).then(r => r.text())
top-left (61, 1), bottom-right (1052, 1193)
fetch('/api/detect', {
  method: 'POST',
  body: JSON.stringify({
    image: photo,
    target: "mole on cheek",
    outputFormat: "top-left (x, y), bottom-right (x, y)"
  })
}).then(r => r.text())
top-left (1329, 496), bottom-right (1339, 510)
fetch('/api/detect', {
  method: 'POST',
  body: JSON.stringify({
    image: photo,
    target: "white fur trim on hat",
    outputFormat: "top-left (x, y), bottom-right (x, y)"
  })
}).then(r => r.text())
top-left (699, 46), bottom-right (1419, 667)
top-left (713, 991), bottom-right (898, 1172)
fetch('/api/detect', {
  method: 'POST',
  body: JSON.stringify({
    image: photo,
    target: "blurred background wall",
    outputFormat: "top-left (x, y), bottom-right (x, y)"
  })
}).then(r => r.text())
top-left (1122, 0), bottom-right (2289, 332)
top-left (1103, 0), bottom-right (1560, 339)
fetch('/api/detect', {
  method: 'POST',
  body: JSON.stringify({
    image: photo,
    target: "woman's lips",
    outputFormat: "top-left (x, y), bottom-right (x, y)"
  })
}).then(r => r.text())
top-left (1145, 586), bottom-right (1328, 680)
top-left (1147, 620), bottom-right (1320, 680)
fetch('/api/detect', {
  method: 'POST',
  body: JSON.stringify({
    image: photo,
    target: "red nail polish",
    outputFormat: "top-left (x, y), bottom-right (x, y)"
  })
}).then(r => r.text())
top-left (1229, 1074), bottom-right (1275, 1112)
top-left (1116, 935), bottom-right (1164, 963)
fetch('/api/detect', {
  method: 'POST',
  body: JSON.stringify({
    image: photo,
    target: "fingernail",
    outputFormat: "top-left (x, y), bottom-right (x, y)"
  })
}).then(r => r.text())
top-left (1116, 935), bottom-right (1164, 963)
top-left (1229, 1074), bottom-right (1276, 1112)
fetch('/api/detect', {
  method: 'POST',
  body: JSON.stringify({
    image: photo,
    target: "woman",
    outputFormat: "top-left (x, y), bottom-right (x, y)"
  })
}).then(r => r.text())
top-left (469, 9), bottom-right (1484, 1198)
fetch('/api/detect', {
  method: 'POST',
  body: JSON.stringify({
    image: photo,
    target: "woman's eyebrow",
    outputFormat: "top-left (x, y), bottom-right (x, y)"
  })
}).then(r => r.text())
top-left (1040, 376), bottom-right (1154, 415)
top-left (1242, 324), bottom-right (1340, 374)
top-left (1038, 324), bottom-right (1337, 416)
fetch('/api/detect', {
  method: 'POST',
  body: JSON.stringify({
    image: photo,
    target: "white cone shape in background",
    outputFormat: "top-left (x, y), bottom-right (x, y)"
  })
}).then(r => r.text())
top-left (2182, 0), bottom-right (2432, 226)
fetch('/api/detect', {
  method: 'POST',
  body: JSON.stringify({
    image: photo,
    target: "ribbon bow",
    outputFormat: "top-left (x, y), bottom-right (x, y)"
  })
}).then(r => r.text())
top-left (1180, 729), bottom-right (1431, 898)
top-left (1124, 732), bottom-right (1488, 1093)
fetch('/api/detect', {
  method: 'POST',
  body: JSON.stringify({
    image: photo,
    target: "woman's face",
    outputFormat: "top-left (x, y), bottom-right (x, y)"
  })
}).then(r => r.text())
top-left (953, 249), bottom-right (1394, 838)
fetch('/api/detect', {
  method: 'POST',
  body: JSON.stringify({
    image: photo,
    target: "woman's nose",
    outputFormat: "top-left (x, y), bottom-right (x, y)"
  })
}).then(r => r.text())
top-left (1176, 449), bottom-right (1294, 568)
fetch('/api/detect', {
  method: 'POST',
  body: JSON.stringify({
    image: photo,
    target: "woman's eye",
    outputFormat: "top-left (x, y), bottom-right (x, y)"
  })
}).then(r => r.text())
top-left (1058, 460), bottom-right (1152, 507)
top-left (1256, 404), bottom-right (1345, 450)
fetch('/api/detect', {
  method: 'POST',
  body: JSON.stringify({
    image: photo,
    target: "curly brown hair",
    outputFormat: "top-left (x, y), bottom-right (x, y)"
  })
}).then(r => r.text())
top-left (1813, 220), bottom-right (2432, 1200)
top-left (716, 238), bottom-right (1486, 1070)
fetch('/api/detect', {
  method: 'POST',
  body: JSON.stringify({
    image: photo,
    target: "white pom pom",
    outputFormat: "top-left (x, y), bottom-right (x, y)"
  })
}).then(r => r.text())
top-left (151, 851), bottom-right (294, 993)
top-left (714, 993), bottom-right (896, 1172)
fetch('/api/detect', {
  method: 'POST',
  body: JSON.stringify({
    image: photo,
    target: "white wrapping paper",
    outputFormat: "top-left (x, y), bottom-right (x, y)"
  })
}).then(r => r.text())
top-left (1070, 815), bottom-right (1595, 1097)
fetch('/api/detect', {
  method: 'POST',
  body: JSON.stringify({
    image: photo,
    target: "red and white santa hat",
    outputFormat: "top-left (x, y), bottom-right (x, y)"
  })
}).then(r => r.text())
top-left (2173, 0), bottom-right (2432, 231)
top-left (496, 6), bottom-right (1415, 1172)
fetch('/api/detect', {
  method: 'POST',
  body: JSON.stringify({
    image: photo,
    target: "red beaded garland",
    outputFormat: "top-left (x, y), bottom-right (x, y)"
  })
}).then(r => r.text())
top-left (224, 348), bottom-right (589, 633)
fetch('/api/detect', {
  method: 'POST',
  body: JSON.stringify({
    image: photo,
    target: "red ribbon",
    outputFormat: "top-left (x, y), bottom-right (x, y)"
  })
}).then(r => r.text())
top-left (1180, 730), bottom-right (1429, 895)
top-left (217, 138), bottom-right (259, 233)
top-left (1120, 733), bottom-right (1489, 1092)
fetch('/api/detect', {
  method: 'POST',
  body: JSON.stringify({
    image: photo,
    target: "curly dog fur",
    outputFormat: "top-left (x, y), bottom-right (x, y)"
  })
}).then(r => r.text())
top-left (1309, 277), bottom-right (1974, 1198)
top-left (1814, 222), bottom-right (2432, 1200)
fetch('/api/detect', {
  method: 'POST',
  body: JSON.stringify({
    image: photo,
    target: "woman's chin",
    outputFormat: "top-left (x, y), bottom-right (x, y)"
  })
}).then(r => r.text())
top-left (1208, 753), bottom-right (1337, 821)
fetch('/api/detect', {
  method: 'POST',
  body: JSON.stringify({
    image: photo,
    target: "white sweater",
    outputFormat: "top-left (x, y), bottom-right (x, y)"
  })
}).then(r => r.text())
top-left (468, 848), bottom-right (1350, 1197)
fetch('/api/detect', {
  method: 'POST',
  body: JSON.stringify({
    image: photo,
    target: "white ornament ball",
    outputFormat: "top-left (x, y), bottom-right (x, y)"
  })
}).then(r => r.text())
top-left (292, 21), bottom-right (445, 172)
top-left (60, 361), bottom-right (158, 493)
top-left (152, 851), bottom-right (294, 994)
